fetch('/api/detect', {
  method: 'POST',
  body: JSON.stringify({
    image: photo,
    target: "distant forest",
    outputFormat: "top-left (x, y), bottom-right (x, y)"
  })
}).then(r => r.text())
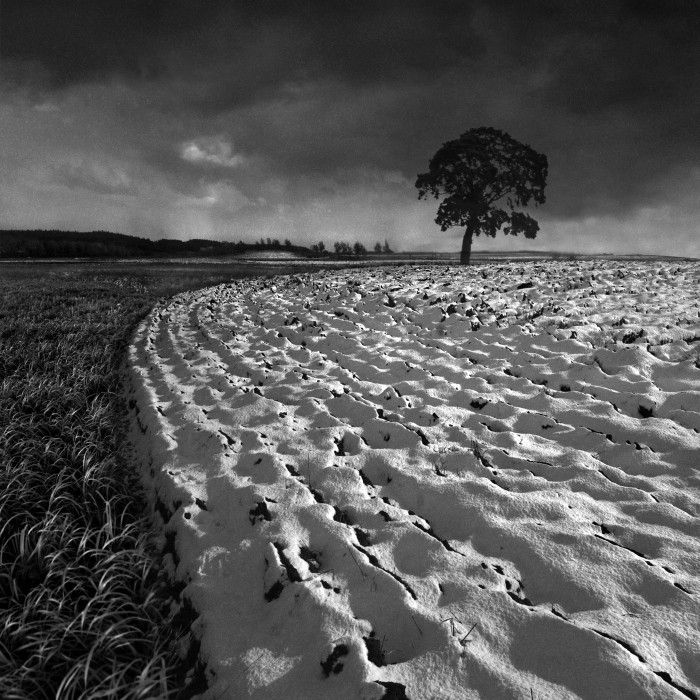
top-left (0, 230), bottom-right (314, 259)
top-left (0, 230), bottom-right (394, 259)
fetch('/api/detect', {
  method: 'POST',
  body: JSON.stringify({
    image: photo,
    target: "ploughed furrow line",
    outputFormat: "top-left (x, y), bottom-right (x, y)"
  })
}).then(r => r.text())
top-left (128, 261), bottom-right (700, 699)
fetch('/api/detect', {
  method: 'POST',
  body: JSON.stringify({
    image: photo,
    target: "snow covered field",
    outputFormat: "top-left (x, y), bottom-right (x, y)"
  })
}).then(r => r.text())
top-left (128, 259), bottom-right (699, 699)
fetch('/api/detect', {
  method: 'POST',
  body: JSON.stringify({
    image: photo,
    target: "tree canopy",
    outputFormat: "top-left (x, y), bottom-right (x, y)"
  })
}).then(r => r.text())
top-left (416, 127), bottom-right (547, 263)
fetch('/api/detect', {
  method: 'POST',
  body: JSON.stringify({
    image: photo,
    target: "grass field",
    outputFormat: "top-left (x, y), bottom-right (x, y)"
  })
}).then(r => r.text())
top-left (0, 262), bottom-right (313, 699)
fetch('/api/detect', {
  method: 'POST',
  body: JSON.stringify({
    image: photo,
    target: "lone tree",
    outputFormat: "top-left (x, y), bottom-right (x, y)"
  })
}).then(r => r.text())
top-left (416, 127), bottom-right (547, 265)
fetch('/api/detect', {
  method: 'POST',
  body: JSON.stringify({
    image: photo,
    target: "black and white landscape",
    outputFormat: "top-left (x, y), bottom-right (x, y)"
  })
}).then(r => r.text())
top-left (1, 2), bottom-right (698, 699)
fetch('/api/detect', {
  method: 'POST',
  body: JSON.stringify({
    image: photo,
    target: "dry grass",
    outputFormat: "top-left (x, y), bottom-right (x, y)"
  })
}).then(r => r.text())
top-left (0, 262), bottom-right (307, 699)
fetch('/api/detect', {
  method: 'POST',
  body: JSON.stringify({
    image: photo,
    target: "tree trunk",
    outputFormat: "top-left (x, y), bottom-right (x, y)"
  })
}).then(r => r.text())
top-left (460, 225), bottom-right (474, 265)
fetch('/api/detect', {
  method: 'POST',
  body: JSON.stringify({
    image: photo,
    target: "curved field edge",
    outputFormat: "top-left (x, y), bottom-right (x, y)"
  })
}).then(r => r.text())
top-left (0, 263), bottom-right (301, 699)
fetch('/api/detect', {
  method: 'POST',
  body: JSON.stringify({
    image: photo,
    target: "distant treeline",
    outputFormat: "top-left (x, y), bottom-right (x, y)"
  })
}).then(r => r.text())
top-left (0, 230), bottom-right (311, 259)
top-left (0, 230), bottom-right (394, 259)
top-left (312, 240), bottom-right (393, 255)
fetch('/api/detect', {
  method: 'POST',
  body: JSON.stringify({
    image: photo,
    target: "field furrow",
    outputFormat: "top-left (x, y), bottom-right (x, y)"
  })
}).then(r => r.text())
top-left (128, 260), bottom-right (700, 699)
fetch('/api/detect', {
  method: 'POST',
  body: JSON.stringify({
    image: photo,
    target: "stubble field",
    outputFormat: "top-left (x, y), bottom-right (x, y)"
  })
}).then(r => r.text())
top-left (129, 259), bottom-right (700, 699)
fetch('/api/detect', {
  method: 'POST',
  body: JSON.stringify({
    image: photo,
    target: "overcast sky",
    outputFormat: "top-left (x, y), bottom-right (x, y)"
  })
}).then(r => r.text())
top-left (1, 1), bottom-right (698, 255)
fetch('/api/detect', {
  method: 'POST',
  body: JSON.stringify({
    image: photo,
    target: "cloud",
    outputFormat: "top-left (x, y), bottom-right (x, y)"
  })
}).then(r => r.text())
top-left (183, 181), bottom-right (251, 212)
top-left (0, 0), bottom-right (224, 87)
top-left (52, 158), bottom-right (134, 195)
top-left (180, 137), bottom-right (246, 168)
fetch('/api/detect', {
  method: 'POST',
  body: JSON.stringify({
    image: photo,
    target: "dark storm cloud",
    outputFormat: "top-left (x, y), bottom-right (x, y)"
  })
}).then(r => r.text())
top-left (1, 1), bottom-right (481, 90)
top-left (0, 0), bottom-right (226, 86)
top-left (1, 0), bottom-right (699, 243)
top-left (7, 1), bottom-right (697, 109)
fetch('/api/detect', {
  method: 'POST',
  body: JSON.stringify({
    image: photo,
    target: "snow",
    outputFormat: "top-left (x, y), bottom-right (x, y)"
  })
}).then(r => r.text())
top-left (128, 259), bottom-right (700, 699)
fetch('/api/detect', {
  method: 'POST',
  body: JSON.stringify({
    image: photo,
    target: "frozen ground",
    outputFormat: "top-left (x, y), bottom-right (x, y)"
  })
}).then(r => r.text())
top-left (128, 260), bottom-right (699, 699)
